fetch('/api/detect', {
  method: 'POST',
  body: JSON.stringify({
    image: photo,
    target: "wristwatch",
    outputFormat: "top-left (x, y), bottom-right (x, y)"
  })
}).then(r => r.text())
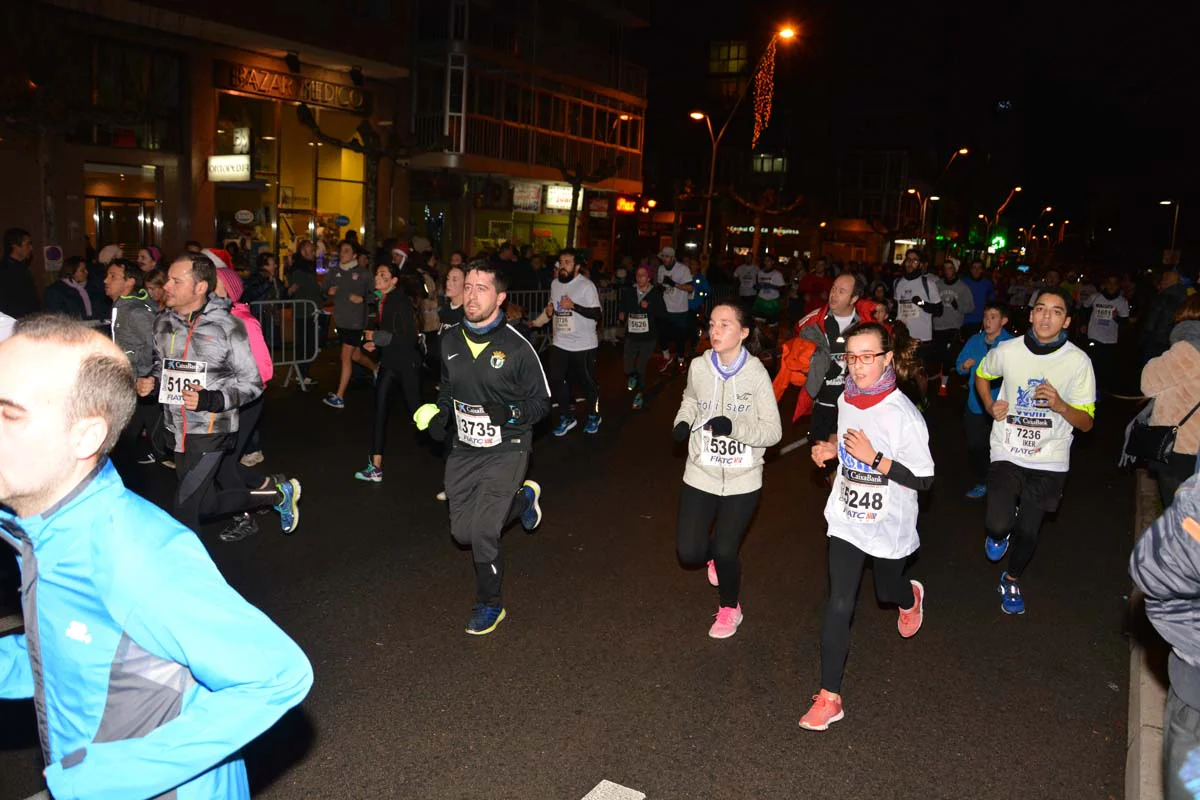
top-left (871, 451), bottom-right (884, 470)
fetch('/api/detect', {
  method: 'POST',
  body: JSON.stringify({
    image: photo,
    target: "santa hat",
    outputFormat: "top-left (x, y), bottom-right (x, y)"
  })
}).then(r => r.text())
top-left (216, 267), bottom-right (244, 302)
top-left (97, 244), bottom-right (122, 265)
top-left (201, 248), bottom-right (233, 271)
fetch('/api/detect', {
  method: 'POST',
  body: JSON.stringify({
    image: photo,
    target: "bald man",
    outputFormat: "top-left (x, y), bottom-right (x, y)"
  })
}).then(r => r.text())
top-left (0, 314), bottom-right (312, 799)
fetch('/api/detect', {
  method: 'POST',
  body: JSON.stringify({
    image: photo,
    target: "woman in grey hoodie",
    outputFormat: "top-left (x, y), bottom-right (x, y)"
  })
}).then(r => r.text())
top-left (672, 302), bottom-right (783, 639)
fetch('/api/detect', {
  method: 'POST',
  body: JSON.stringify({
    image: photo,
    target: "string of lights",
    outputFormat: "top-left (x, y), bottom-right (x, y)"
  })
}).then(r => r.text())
top-left (752, 37), bottom-right (777, 151)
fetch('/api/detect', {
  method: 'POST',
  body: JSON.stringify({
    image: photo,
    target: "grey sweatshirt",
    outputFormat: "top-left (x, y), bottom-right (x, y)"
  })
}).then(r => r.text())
top-left (673, 350), bottom-right (783, 496)
top-left (326, 261), bottom-right (371, 331)
top-left (111, 290), bottom-right (157, 378)
top-left (933, 277), bottom-right (976, 331)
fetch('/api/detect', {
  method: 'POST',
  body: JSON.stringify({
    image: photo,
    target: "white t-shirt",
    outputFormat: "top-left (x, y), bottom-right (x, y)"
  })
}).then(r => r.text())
top-left (549, 275), bottom-right (601, 352)
top-left (1084, 294), bottom-right (1129, 345)
top-left (734, 263), bottom-right (758, 297)
top-left (0, 312), bottom-right (14, 343)
top-left (893, 274), bottom-right (938, 342)
top-left (824, 390), bottom-right (934, 560)
top-left (978, 337), bottom-right (1096, 472)
top-left (755, 268), bottom-right (786, 301)
top-left (658, 262), bottom-right (693, 314)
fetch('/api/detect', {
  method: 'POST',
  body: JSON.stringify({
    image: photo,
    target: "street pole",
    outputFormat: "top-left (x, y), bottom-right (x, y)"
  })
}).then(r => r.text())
top-left (1172, 202), bottom-right (1180, 253)
top-left (701, 124), bottom-right (718, 263)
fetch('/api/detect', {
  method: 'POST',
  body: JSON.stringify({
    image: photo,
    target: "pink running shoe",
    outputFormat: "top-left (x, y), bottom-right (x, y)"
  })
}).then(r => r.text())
top-left (707, 559), bottom-right (718, 587)
top-left (898, 579), bottom-right (925, 638)
top-left (799, 689), bottom-right (844, 731)
top-left (708, 605), bottom-right (743, 639)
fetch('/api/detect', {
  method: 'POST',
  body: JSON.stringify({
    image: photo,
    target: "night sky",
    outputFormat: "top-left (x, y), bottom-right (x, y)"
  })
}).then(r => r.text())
top-left (636, 0), bottom-right (1198, 262)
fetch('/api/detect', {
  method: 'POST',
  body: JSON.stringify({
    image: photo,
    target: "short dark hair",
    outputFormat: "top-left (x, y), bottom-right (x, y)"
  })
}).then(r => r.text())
top-left (64, 255), bottom-right (87, 274)
top-left (184, 240), bottom-right (202, 251)
top-left (1033, 287), bottom-right (1072, 310)
top-left (4, 227), bottom-right (30, 256)
top-left (905, 248), bottom-right (925, 261)
top-left (558, 248), bottom-right (579, 262)
top-left (176, 253), bottom-right (217, 295)
top-left (256, 251), bottom-right (276, 270)
top-left (466, 258), bottom-right (509, 293)
top-left (108, 259), bottom-right (144, 291)
top-left (12, 314), bottom-right (136, 456)
top-left (983, 300), bottom-right (1009, 318)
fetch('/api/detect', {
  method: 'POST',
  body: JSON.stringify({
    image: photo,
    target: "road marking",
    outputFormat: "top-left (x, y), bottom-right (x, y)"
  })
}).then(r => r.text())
top-left (779, 436), bottom-right (809, 456)
top-left (582, 780), bottom-right (646, 800)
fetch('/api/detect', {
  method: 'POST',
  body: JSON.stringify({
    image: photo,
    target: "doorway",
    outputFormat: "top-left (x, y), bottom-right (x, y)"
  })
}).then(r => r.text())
top-left (84, 163), bottom-right (162, 258)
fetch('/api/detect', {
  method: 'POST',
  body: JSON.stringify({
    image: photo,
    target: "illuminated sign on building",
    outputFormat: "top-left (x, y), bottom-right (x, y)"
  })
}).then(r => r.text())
top-left (726, 225), bottom-right (801, 236)
top-left (207, 154), bottom-right (251, 183)
top-left (545, 185), bottom-right (582, 212)
top-left (615, 197), bottom-right (637, 214)
top-left (214, 61), bottom-right (372, 114)
top-left (512, 183), bottom-right (542, 213)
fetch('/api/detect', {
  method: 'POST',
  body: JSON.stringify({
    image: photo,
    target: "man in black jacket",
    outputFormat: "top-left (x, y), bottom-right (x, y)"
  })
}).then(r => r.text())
top-left (0, 228), bottom-right (39, 319)
top-left (414, 260), bottom-right (551, 636)
top-left (1140, 268), bottom-right (1189, 365)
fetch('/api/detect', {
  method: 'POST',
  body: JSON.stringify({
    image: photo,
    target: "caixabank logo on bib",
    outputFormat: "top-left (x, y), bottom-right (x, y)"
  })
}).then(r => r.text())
top-left (1006, 378), bottom-right (1053, 457)
top-left (838, 443), bottom-right (887, 522)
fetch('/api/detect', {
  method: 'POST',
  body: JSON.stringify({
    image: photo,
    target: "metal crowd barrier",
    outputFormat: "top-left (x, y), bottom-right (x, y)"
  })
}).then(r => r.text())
top-left (246, 299), bottom-right (321, 390)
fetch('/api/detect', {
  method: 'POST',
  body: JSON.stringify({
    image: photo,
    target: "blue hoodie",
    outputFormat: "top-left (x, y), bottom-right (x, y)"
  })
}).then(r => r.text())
top-left (956, 328), bottom-right (1015, 415)
top-left (0, 460), bottom-right (313, 799)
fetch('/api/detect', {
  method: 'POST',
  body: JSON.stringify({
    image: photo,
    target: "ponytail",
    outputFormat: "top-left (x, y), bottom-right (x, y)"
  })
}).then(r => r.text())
top-left (711, 301), bottom-right (764, 357)
top-left (843, 320), bottom-right (927, 405)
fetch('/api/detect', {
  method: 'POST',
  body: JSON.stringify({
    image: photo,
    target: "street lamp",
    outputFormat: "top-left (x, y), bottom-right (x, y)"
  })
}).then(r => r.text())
top-left (689, 25), bottom-right (796, 261)
top-left (1162, 200), bottom-right (1181, 253)
top-left (921, 195), bottom-right (940, 241)
top-left (936, 147), bottom-right (970, 184)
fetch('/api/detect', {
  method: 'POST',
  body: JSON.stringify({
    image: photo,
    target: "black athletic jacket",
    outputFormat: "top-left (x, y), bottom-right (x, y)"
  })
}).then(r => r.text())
top-left (435, 321), bottom-right (551, 452)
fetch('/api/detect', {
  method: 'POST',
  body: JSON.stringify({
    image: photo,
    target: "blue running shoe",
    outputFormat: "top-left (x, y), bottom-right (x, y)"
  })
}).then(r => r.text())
top-left (323, 393), bottom-right (345, 409)
top-left (584, 413), bottom-right (602, 434)
top-left (520, 480), bottom-right (542, 531)
top-left (965, 484), bottom-right (988, 499)
top-left (985, 533), bottom-right (1010, 562)
top-left (632, 392), bottom-right (644, 411)
top-left (553, 416), bottom-right (577, 437)
top-left (355, 463), bottom-right (383, 483)
top-left (998, 572), bottom-right (1025, 615)
top-left (274, 478), bottom-right (301, 534)
top-left (466, 604), bottom-right (506, 635)
top-left (626, 375), bottom-right (638, 392)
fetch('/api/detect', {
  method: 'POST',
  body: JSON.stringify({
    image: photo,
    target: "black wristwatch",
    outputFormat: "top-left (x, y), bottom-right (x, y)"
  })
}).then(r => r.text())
top-left (871, 451), bottom-right (884, 470)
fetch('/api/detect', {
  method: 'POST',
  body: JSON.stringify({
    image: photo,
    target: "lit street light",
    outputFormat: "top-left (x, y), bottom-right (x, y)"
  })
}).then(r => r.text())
top-left (936, 147), bottom-right (970, 184)
top-left (689, 25), bottom-right (796, 261)
top-left (1162, 199), bottom-right (1181, 254)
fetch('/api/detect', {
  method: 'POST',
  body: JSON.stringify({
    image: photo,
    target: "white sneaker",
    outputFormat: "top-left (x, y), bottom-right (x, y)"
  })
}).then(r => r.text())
top-left (436, 490), bottom-right (447, 502)
top-left (240, 451), bottom-right (265, 467)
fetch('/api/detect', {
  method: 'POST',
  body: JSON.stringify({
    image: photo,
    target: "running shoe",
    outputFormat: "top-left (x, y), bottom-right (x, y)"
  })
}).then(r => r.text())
top-left (799, 690), bottom-right (845, 731)
top-left (965, 484), bottom-right (988, 499)
top-left (136, 453), bottom-right (156, 465)
top-left (465, 603), bottom-right (506, 635)
top-left (274, 478), bottom-right (302, 534)
top-left (937, 383), bottom-right (949, 397)
top-left (584, 414), bottom-right (602, 434)
top-left (708, 605), bottom-right (743, 639)
top-left (436, 490), bottom-right (448, 502)
top-left (553, 416), bottom-right (577, 437)
top-left (323, 393), bottom-right (345, 409)
top-left (985, 533), bottom-right (1011, 562)
top-left (219, 513), bottom-right (259, 543)
top-left (355, 463), bottom-right (383, 483)
top-left (707, 559), bottom-right (718, 587)
top-left (658, 357), bottom-right (675, 374)
top-left (626, 374), bottom-right (638, 392)
top-left (160, 458), bottom-right (176, 470)
top-left (632, 392), bottom-right (644, 411)
top-left (998, 572), bottom-right (1025, 615)
top-left (300, 377), bottom-right (318, 387)
top-left (240, 451), bottom-right (265, 467)
top-left (898, 580), bottom-right (925, 638)
top-left (520, 480), bottom-right (542, 531)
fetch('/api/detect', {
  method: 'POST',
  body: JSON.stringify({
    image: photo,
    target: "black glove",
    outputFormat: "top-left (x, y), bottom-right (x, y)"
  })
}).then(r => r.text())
top-left (661, 275), bottom-right (676, 288)
top-left (484, 403), bottom-right (516, 426)
top-left (428, 413), bottom-right (448, 442)
top-left (706, 416), bottom-right (733, 437)
top-left (672, 421), bottom-right (690, 443)
top-left (193, 388), bottom-right (224, 413)
top-left (912, 296), bottom-right (925, 308)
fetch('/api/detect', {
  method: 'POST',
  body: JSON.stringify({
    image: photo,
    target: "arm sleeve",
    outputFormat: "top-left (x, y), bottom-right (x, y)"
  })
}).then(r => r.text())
top-left (730, 374), bottom-right (783, 448)
top-left (130, 307), bottom-right (157, 378)
top-left (513, 338), bottom-right (551, 426)
top-left (1063, 355), bottom-right (1098, 416)
top-left (961, 285), bottom-right (975, 316)
top-left (573, 305), bottom-right (603, 322)
top-left (976, 343), bottom-right (1005, 381)
top-left (799, 327), bottom-right (830, 399)
top-left (673, 365), bottom-right (701, 429)
top-left (44, 534), bottom-right (313, 800)
top-left (219, 320), bottom-right (264, 410)
top-left (955, 338), bottom-right (978, 375)
top-left (887, 460), bottom-right (935, 491)
top-left (0, 633), bottom-right (34, 699)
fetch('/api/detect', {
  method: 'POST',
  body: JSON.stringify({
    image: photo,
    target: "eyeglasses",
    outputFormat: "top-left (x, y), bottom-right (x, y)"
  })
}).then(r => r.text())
top-left (844, 351), bottom-right (886, 365)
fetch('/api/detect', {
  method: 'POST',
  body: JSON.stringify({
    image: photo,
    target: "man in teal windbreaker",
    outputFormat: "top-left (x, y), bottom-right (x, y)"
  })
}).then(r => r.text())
top-left (0, 314), bottom-right (313, 799)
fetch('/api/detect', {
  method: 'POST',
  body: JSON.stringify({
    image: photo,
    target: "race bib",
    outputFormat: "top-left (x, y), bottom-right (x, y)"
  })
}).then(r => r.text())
top-left (1094, 306), bottom-right (1114, 322)
top-left (158, 359), bottom-right (208, 406)
top-left (836, 465), bottom-right (889, 523)
top-left (554, 311), bottom-right (574, 335)
top-left (627, 313), bottom-right (649, 334)
top-left (454, 400), bottom-right (501, 448)
top-left (898, 300), bottom-right (919, 321)
top-left (1004, 414), bottom-right (1052, 457)
top-left (700, 429), bottom-right (750, 468)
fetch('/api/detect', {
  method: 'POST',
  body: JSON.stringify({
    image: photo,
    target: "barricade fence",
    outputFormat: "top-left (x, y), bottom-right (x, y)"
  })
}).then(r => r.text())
top-left (246, 299), bottom-right (321, 390)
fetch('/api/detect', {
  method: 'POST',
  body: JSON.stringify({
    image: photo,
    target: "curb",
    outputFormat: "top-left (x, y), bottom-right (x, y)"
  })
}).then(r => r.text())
top-left (1127, 467), bottom-right (1169, 800)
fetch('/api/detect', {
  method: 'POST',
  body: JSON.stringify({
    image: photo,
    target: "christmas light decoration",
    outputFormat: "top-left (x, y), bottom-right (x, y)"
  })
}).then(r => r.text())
top-left (752, 37), bottom-right (777, 151)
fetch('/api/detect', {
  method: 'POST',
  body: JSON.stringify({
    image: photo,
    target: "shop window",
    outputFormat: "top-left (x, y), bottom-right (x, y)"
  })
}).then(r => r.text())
top-left (752, 154), bottom-right (788, 174)
top-left (73, 40), bottom-right (181, 151)
top-left (316, 180), bottom-right (364, 248)
top-left (84, 164), bottom-right (160, 255)
top-left (216, 93), bottom-right (278, 174)
top-left (315, 109), bottom-right (365, 182)
top-left (709, 41), bottom-right (748, 75)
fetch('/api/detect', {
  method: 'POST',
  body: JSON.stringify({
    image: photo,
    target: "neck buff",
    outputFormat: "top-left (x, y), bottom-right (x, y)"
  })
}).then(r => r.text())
top-left (1024, 329), bottom-right (1068, 355)
top-left (1101, 290), bottom-right (1120, 301)
top-left (464, 314), bottom-right (504, 337)
top-left (711, 347), bottom-right (748, 380)
top-left (843, 364), bottom-right (897, 409)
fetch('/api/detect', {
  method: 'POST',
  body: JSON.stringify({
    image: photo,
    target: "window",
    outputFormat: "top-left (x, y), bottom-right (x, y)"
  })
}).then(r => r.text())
top-left (752, 154), bottom-right (788, 174)
top-left (709, 41), bottom-right (748, 75)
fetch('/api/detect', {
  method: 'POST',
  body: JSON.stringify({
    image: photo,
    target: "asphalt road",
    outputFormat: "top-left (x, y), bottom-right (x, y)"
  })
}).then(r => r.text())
top-left (0, 346), bottom-right (1132, 800)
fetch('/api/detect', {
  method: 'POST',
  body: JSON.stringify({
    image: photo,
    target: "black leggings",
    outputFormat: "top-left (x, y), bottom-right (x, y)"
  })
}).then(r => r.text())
top-left (176, 443), bottom-right (276, 533)
top-left (372, 362), bottom-right (422, 458)
top-left (984, 461), bottom-right (1066, 578)
top-left (547, 346), bottom-right (599, 416)
top-left (820, 536), bottom-right (915, 694)
top-left (676, 484), bottom-right (760, 608)
top-left (964, 412), bottom-right (992, 487)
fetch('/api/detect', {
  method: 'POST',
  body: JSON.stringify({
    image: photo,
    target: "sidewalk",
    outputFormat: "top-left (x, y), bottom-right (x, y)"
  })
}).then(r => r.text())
top-left (1128, 468), bottom-right (1170, 800)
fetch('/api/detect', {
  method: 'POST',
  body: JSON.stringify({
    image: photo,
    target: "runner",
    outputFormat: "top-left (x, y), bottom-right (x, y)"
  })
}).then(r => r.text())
top-left (323, 240), bottom-right (375, 409)
top-left (544, 248), bottom-right (603, 436)
top-left (960, 259), bottom-right (996, 337)
top-left (619, 263), bottom-right (664, 410)
top-left (801, 321), bottom-right (934, 731)
top-left (0, 315), bottom-right (312, 800)
top-left (975, 288), bottom-right (1096, 614)
top-left (657, 246), bottom-right (694, 372)
top-left (734, 257), bottom-right (759, 314)
top-left (412, 260), bottom-right (550, 635)
top-left (932, 258), bottom-right (975, 397)
top-left (955, 302), bottom-right (1014, 498)
top-left (798, 257), bottom-right (834, 317)
top-left (893, 249), bottom-right (942, 380)
top-left (797, 273), bottom-right (865, 451)
top-left (136, 253), bottom-right (301, 536)
top-left (753, 255), bottom-right (787, 328)
top-left (355, 262), bottom-right (421, 483)
top-left (672, 301), bottom-right (782, 638)
top-left (103, 258), bottom-right (159, 466)
top-left (1082, 274), bottom-right (1129, 393)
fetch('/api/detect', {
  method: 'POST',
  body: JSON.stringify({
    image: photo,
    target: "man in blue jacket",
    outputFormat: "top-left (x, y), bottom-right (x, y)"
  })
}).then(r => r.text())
top-left (955, 301), bottom-right (1013, 498)
top-left (0, 314), bottom-right (313, 799)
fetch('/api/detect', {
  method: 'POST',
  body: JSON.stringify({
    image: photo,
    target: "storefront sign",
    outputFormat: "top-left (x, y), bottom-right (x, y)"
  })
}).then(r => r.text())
top-left (214, 61), bottom-right (371, 114)
top-left (232, 127), bottom-right (251, 155)
top-left (615, 197), bottom-right (637, 214)
top-left (207, 154), bottom-right (251, 183)
top-left (234, 210), bottom-right (255, 224)
top-left (512, 183), bottom-right (542, 214)
top-left (335, 215), bottom-right (351, 226)
top-left (545, 185), bottom-right (581, 212)
top-left (726, 225), bottom-right (802, 236)
top-left (588, 197), bottom-right (610, 218)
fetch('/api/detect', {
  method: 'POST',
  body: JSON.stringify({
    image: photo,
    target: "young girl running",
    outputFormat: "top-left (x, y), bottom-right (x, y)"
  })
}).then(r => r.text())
top-left (672, 302), bottom-right (782, 638)
top-left (801, 321), bottom-right (934, 731)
